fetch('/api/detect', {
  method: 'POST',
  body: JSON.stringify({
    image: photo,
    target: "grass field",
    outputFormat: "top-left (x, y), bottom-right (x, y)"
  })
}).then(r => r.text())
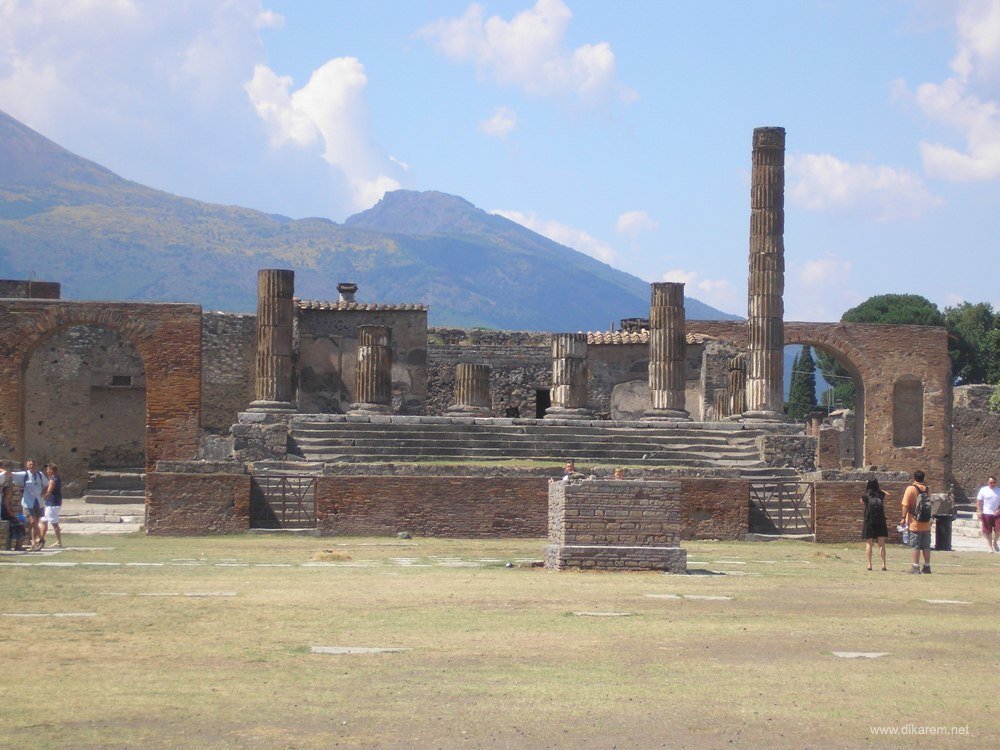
top-left (1, 534), bottom-right (996, 749)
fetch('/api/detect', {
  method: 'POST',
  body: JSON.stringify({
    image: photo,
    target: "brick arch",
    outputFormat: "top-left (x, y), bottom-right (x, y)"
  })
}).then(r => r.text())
top-left (0, 300), bottom-right (202, 471)
top-left (685, 320), bottom-right (952, 487)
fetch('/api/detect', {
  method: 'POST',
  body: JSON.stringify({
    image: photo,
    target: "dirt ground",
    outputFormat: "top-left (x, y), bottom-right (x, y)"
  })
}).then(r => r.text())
top-left (1, 534), bottom-right (996, 749)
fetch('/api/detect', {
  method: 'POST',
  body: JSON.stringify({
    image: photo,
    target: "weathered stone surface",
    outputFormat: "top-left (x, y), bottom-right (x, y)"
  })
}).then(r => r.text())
top-left (546, 478), bottom-right (687, 572)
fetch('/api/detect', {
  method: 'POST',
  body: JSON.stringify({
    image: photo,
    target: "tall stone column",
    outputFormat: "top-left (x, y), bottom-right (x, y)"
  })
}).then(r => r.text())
top-left (743, 126), bottom-right (786, 420)
top-left (248, 268), bottom-right (296, 412)
top-left (644, 282), bottom-right (690, 421)
top-left (349, 325), bottom-right (392, 414)
top-left (545, 333), bottom-right (592, 420)
top-left (447, 363), bottom-right (492, 417)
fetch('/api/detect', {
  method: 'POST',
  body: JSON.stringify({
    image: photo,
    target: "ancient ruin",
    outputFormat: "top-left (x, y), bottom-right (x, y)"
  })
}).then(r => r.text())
top-left (0, 126), bottom-right (976, 567)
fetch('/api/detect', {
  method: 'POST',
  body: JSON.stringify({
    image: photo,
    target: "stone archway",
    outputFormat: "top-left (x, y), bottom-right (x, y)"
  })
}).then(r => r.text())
top-left (686, 320), bottom-right (952, 487)
top-left (0, 301), bottom-right (202, 473)
top-left (782, 332), bottom-right (866, 469)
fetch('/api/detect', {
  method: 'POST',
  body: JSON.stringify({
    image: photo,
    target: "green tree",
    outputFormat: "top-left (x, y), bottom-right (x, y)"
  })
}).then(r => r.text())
top-left (786, 345), bottom-right (817, 419)
top-left (943, 302), bottom-right (1000, 384)
top-left (841, 294), bottom-right (945, 326)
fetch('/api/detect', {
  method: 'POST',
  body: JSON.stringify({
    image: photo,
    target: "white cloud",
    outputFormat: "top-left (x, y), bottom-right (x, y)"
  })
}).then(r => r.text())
top-left (787, 153), bottom-right (941, 221)
top-left (904, 1), bottom-right (1000, 181)
top-left (479, 106), bottom-right (517, 138)
top-left (245, 58), bottom-right (401, 210)
top-left (950, 0), bottom-right (1000, 82)
top-left (797, 255), bottom-right (853, 287)
top-left (493, 209), bottom-right (617, 263)
top-left (615, 210), bottom-right (659, 237)
top-left (660, 269), bottom-right (737, 312)
top-left (255, 8), bottom-right (284, 29)
top-left (784, 254), bottom-right (859, 322)
top-left (418, 0), bottom-right (634, 105)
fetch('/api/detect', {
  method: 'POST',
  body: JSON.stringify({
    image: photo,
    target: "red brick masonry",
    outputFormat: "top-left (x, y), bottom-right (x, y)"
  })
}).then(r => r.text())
top-left (147, 471), bottom-right (752, 539)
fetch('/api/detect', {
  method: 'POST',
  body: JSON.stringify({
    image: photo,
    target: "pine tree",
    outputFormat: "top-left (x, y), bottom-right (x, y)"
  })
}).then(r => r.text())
top-left (786, 345), bottom-right (817, 419)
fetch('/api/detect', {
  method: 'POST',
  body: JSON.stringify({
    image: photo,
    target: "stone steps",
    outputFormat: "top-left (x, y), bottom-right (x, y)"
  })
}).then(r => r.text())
top-left (289, 418), bottom-right (769, 470)
top-left (82, 469), bottom-right (145, 505)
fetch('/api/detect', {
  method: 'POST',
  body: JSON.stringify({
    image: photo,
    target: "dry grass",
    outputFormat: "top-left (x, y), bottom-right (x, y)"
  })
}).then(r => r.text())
top-left (1, 534), bottom-right (997, 749)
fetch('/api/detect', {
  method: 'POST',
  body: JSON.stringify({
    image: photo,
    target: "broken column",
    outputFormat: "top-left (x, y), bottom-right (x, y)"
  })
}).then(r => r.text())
top-left (743, 126), bottom-right (786, 420)
top-left (248, 268), bottom-right (295, 412)
top-left (545, 333), bottom-right (592, 420)
top-left (644, 282), bottom-right (690, 421)
top-left (447, 363), bottom-right (492, 417)
top-left (728, 353), bottom-right (747, 418)
top-left (349, 325), bottom-right (392, 414)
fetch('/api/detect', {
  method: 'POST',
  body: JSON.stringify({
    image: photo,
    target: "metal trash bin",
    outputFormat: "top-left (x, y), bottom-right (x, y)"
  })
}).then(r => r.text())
top-left (931, 494), bottom-right (954, 552)
top-left (933, 516), bottom-right (953, 551)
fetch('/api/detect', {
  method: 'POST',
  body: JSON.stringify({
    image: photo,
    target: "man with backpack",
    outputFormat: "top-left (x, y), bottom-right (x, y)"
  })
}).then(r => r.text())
top-left (901, 470), bottom-right (932, 574)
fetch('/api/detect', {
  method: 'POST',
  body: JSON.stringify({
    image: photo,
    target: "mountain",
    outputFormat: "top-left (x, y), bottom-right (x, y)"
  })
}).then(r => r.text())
top-left (0, 110), bottom-right (740, 330)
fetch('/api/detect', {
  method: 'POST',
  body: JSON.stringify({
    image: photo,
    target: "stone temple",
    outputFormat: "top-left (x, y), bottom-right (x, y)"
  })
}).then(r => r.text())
top-left (0, 127), bottom-right (987, 565)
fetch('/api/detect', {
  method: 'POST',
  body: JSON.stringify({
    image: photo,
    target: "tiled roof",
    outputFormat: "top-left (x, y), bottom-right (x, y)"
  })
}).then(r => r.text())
top-left (587, 330), bottom-right (719, 345)
top-left (295, 298), bottom-right (428, 312)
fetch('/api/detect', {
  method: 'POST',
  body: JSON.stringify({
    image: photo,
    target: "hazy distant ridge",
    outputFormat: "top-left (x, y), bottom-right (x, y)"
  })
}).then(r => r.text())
top-left (0, 109), bottom-right (739, 330)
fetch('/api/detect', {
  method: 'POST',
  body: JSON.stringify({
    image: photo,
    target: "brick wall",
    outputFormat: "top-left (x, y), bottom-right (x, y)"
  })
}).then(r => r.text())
top-left (545, 478), bottom-right (687, 571)
top-left (813, 480), bottom-right (909, 544)
top-left (0, 301), bottom-right (202, 471)
top-left (146, 472), bottom-right (250, 534)
top-left (315, 475), bottom-right (548, 537)
top-left (688, 320), bottom-right (952, 486)
top-left (201, 312), bottom-right (255, 434)
top-left (679, 478), bottom-right (749, 540)
top-left (952, 385), bottom-right (1000, 503)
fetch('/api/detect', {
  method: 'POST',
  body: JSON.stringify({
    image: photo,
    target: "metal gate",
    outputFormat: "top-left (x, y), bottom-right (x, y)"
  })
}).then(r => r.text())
top-left (250, 475), bottom-right (317, 529)
top-left (749, 481), bottom-right (814, 534)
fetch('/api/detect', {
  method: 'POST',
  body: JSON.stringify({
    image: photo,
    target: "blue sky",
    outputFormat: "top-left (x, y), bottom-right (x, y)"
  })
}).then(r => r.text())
top-left (2, 0), bottom-right (998, 321)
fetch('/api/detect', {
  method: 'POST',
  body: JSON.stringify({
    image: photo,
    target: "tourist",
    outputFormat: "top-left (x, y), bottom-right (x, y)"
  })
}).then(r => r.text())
top-left (9, 459), bottom-right (47, 551)
top-left (861, 478), bottom-right (889, 571)
top-left (39, 463), bottom-right (63, 549)
top-left (900, 470), bottom-right (932, 574)
top-left (976, 475), bottom-right (1000, 553)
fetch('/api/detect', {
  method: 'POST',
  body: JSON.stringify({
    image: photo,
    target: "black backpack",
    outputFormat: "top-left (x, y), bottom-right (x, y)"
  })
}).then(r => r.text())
top-left (914, 484), bottom-right (932, 522)
top-left (867, 492), bottom-right (884, 515)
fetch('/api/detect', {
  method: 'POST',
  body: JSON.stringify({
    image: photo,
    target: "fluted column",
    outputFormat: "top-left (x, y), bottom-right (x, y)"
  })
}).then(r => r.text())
top-left (248, 268), bottom-right (296, 412)
top-left (349, 325), bottom-right (392, 414)
top-left (447, 363), bottom-right (492, 416)
top-left (545, 333), bottom-right (592, 420)
top-left (743, 126), bottom-right (786, 420)
top-left (644, 282), bottom-right (690, 421)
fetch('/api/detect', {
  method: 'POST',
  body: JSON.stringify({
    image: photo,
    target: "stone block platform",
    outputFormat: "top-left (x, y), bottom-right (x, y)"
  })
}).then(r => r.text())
top-left (545, 478), bottom-right (687, 573)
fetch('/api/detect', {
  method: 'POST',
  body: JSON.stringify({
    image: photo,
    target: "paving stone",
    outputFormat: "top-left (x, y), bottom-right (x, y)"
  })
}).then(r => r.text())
top-left (832, 652), bottom-right (889, 659)
top-left (573, 612), bottom-right (633, 617)
top-left (311, 646), bottom-right (411, 655)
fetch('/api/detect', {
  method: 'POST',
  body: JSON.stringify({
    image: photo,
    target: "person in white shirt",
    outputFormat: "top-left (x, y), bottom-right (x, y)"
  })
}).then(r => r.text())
top-left (976, 476), bottom-right (1000, 553)
top-left (10, 459), bottom-right (47, 551)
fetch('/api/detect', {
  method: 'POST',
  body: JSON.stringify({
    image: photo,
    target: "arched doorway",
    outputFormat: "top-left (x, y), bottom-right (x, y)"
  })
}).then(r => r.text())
top-left (0, 301), bottom-right (202, 494)
top-left (23, 326), bottom-right (147, 497)
top-left (783, 334), bottom-right (867, 470)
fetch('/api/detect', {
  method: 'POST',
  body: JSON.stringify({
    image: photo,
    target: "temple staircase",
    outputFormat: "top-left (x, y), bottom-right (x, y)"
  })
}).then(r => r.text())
top-left (288, 417), bottom-right (780, 472)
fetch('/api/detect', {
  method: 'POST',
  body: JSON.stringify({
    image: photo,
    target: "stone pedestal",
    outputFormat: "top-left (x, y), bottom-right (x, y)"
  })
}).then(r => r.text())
top-left (248, 269), bottom-right (296, 413)
top-left (349, 325), bottom-right (392, 415)
top-left (545, 479), bottom-right (687, 572)
top-left (447, 363), bottom-right (492, 417)
top-left (545, 333), bottom-right (592, 420)
top-left (744, 127), bottom-right (785, 421)
top-left (644, 282), bottom-right (690, 421)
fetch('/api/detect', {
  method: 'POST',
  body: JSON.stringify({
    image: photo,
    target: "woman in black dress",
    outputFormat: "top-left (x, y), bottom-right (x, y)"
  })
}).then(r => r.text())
top-left (861, 477), bottom-right (889, 571)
